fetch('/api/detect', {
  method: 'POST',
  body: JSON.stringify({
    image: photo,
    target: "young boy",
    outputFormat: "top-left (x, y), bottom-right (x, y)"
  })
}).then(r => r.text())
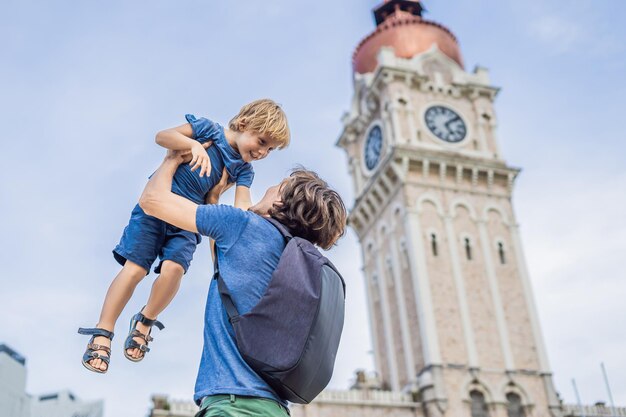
top-left (78, 99), bottom-right (290, 373)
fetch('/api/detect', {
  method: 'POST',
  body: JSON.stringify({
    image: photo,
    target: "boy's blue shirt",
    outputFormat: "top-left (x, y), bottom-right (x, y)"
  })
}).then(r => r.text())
top-left (169, 115), bottom-right (254, 204)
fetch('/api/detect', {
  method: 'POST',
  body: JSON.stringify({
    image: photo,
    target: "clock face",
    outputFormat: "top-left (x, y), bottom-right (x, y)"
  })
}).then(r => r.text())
top-left (364, 125), bottom-right (383, 171)
top-left (424, 106), bottom-right (467, 143)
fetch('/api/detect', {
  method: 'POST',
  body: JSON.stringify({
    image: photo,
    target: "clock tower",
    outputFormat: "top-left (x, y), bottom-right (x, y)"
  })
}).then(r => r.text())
top-left (336, 1), bottom-right (563, 416)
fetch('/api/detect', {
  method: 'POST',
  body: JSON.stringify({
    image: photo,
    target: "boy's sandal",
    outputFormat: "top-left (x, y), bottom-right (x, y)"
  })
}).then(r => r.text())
top-left (77, 327), bottom-right (114, 374)
top-left (123, 310), bottom-right (164, 362)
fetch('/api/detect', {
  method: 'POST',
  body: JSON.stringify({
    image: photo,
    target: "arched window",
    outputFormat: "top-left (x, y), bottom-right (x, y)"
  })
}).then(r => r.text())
top-left (506, 393), bottom-right (525, 417)
top-left (399, 241), bottom-right (409, 269)
top-left (430, 233), bottom-right (438, 257)
top-left (464, 237), bottom-right (472, 260)
top-left (498, 242), bottom-right (506, 264)
top-left (470, 390), bottom-right (490, 417)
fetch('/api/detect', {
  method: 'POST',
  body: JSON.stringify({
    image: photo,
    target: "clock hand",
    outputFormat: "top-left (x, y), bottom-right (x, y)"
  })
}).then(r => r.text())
top-left (444, 116), bottom-right (461, 130)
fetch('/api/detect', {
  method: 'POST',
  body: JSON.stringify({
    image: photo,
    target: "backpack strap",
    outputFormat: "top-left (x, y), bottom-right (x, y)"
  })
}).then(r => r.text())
top-left (213, 217), bottom-right (291, 324)
top-left (213, 253), bottom-right (240, 323)
top-left (265, 217), bottom-right (293, 241)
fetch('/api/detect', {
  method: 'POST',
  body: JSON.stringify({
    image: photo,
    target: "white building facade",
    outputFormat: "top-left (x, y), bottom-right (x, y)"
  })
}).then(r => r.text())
top-left (30, 391), bottom-right (103, 417)
top-left (0, 345), bottom-right (30, 417)
top-left (0, 344), bottom-right (103, 417)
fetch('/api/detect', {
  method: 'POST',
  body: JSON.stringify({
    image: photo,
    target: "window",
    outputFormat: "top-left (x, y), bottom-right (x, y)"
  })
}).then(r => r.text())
top-left (464, 237), bottom-right (472, 260)
top-left (506, 393), bottom-right (525, 417)
top-left (498, 242), bottom-right (506, 264)
top-left (430, 233), bottom-right (438, 257)
top-left (470, 390), bottom-right (490, 417)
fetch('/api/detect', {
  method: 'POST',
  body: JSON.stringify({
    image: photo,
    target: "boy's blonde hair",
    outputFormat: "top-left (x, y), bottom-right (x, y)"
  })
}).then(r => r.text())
top-left (229, 99), bottom-right (290, 149)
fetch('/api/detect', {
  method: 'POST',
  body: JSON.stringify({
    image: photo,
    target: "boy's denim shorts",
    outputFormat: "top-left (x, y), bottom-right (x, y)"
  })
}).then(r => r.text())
top-left (113, 204), bottom-right (201, 274)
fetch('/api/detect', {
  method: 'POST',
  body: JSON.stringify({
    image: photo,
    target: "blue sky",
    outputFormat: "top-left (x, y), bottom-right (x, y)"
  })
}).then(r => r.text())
top-left (1, 1), bottom-right (625, 416)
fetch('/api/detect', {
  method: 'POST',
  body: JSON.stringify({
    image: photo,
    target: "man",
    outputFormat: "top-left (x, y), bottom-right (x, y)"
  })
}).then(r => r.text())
top-left (139, 150), bottom-right (347, 417)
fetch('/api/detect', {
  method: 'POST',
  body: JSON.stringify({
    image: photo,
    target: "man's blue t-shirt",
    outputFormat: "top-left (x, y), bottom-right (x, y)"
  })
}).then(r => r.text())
top-left (194, 204), bottom-right (287, 407)
top-left (170, 115), bottom-right (254, 204)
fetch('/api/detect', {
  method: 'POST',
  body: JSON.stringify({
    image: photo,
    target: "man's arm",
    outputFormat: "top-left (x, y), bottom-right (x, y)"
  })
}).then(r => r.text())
top-left (139, 153), bottom-right (200, 233)
top-left (204, 168), bottom-right (234, 261)
top-left (155, 124), bottom-right (211, 177)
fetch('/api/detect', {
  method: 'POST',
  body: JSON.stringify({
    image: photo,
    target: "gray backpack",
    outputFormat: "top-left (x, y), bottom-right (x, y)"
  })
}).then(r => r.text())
top-left (214, 217), bottom-right (346, 404)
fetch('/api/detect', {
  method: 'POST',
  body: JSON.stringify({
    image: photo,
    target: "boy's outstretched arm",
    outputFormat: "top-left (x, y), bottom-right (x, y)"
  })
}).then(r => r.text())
top-left (155, 124), bottom-right (211, 177)
top-left (234, 186), bottom-right (252, 211)
top-left (205, 167), bottom-right (234, 205)
top-left (140, 151), bottom-right (200, 233)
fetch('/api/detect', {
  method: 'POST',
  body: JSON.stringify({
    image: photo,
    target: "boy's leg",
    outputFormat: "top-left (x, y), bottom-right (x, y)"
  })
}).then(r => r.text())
top-left (126, 260), bottom-right (184, 359)
top-left (88, 260), bottom-right (148, 371)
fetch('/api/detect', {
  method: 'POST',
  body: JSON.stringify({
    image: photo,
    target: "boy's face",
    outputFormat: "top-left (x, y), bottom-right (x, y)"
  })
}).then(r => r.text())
top-left (235, 130), bottom-right (280, 163)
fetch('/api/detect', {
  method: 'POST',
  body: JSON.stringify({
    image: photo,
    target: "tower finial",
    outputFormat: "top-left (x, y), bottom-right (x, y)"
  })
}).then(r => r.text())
top-left (374, 0), bottom-right (423, 25)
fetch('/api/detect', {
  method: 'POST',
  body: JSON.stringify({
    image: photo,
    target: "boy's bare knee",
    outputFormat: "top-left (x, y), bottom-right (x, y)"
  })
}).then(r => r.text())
top-left (160, 260), bottom-right (185, 277)
top-left (122, 260), bottom-right (148, 280)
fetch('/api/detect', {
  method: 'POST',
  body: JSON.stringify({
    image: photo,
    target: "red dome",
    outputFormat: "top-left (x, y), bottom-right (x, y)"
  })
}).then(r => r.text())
top-left (353, 10), bottom-right (464, 74)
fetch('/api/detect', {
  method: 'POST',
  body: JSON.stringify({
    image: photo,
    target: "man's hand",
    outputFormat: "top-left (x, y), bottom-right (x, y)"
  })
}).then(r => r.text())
top-left (165, 148), bottom-right (192, 164)
top-left (206, 167), bottom-right (234, 204)
top-left (166, 142), bottom-right (213, 171)
top-left (189, 142), bottom-right (213, 177)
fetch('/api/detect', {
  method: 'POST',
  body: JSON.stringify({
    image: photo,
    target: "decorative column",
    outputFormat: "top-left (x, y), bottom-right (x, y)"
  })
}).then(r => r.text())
top-left (406, 104), bottom-right (418, 144)
top-left (443, 215), bottom-right (479, 368)
top-left (362, 266), bottom-right (383, 388)
top-left (403, 208), bottom-right (442, 366)
top-left (374, 246), bottom-right (401, 390)
top-left (472, 101), bottom-right (489, 153)
top-left (389, 101), bottom-right (403, 143)
top-left (388, 237), bottom-right (417, 382)
top-left (350, 156), bottom-right (364, 195)
top-left (477, 219), bottom-right (515, 370)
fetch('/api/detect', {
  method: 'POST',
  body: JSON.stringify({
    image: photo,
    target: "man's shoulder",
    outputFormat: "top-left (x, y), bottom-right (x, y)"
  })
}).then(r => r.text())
top-left (201, 206), bottom-right (267, 226)
top-left (239, 213), bottom-right (282, 238)
top-left (242, 211), bottom-right (272, 228)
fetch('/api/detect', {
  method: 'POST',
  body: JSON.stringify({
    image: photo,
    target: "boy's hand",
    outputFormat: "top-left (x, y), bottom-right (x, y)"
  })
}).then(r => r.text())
top-left (189, 142), bottom-right (212, 177)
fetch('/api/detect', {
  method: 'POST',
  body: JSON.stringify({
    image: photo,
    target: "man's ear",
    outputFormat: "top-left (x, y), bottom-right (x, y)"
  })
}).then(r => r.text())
top-left (271, 201), bottom-right (284, 212)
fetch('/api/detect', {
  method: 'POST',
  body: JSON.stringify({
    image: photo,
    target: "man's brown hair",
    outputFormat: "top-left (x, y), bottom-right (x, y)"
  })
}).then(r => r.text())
top-left (269, 169), bottom-right (347, 250)
top-left (229, 99), bottom-right (290, 149)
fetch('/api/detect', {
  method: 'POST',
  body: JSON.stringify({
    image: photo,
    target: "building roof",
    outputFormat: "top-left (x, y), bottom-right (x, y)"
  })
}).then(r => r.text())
top-left (0, 343), bottom-right (26, 365)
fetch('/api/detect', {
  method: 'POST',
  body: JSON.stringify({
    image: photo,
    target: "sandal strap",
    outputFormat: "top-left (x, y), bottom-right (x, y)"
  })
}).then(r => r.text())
top-left (125, 338), bottom-right (150, 353)
top-left (134, 312), bottom-right (164, 330)
top-left (85, 350), bottom-right (110, 365)
top-left (78, 327), bottom-right (114, 341)
top-left (87, 343), bottom-right (111, 355)
top-left (130, 329), bottom-right (153, 342)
